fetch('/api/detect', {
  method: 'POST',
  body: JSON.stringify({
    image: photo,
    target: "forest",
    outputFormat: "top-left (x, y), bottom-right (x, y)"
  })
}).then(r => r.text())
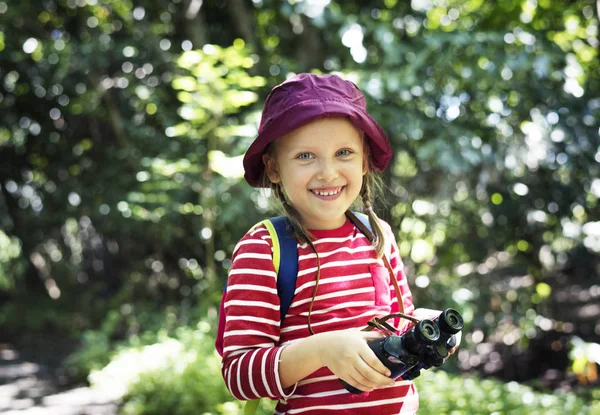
top-left (0, 0), bottom-right (599, 413)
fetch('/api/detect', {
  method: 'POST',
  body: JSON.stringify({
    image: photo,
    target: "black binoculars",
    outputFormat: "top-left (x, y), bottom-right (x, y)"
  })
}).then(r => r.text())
top-left (340, 308), bottom-right (464, 394)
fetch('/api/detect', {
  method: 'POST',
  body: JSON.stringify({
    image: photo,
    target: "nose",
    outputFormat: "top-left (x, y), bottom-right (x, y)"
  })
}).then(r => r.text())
top-left (316, 158), bottom-right (339, 182)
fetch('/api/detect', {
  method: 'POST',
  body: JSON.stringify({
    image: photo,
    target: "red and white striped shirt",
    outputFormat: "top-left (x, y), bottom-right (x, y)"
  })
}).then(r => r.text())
top-left (221, 217), bottom-right (418, 414)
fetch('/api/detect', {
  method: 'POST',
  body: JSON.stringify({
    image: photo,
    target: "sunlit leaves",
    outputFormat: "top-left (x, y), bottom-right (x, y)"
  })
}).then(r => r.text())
top-left (416, 369), bottom-right (600, 413)
top-left (208, 151), bottom-right (244, 180)
top-left (173, 45), bottom-right (264, 119)
top-left (171, 42), bottom-right (265, 169)
top-left (172, 76), bottom-right (197, 92)
top-left (0, 231), bottom-right (22, 290)
top-left (164, 122), bottom-right (191, 137)
top-left (223, 90), bottom-right (259, 108)
top-left (392, 151), bottom-right (418, 178)
top-left (536, 282), bottom-right (552, 298)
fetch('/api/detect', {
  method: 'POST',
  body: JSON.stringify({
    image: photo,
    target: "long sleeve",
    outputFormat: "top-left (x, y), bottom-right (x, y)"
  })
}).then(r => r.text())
top-left (221, 225), bottom-right (293, 400)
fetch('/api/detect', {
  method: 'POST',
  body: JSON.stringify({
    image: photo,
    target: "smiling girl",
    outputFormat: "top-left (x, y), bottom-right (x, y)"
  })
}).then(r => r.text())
top-left (220, 73), bottom-right (456, 414)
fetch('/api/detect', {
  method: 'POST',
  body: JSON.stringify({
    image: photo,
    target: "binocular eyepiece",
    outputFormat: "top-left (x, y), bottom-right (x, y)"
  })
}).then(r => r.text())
top-left (402, 308), bottom-right (464, 381)
top-left (340, 308), bottom-right (464, 394)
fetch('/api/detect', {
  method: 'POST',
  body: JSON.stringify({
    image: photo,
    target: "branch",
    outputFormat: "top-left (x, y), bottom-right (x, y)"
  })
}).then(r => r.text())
top-left (226, 0), bottom-right (258, 47)
top-left (186, 0), bottom-right (203, 19)
top-left (183, 0), bottom-right (208, 46)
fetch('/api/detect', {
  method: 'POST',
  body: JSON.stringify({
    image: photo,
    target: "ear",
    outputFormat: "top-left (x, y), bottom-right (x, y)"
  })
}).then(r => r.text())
top-left (262, 153), bottom-right (281, 183)
top-left (362, 138), bottom-right (370, 176)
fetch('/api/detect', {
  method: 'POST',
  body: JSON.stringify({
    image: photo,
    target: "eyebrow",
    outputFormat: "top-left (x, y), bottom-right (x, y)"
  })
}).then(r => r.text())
top-left (289, 142), bottom-right (361, 151)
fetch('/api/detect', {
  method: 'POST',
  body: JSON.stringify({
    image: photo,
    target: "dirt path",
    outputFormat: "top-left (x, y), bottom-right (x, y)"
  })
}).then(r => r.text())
top-left (0, 343), bottom-right (118, 415)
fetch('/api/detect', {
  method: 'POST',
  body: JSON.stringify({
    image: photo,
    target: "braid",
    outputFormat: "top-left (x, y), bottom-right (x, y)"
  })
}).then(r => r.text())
top-left (273, 183), bottom-right (313, 245)
top-left (361, 173), bottom-right (386, 257)
top-left (260, 146), bottom-right (314, 245)
top-left (273, 181), bottom-right (321, 336)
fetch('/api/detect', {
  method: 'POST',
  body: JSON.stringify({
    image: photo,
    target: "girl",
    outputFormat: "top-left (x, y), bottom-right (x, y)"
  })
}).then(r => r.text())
top-left (221, 73), bottom-right (453, 414)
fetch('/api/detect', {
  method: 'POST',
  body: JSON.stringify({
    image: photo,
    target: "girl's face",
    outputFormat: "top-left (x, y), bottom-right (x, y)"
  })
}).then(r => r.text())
top-left (263, 118), bottom-right (367, 230)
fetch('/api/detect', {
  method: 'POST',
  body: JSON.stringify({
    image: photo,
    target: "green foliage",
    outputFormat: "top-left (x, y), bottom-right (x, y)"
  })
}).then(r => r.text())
top-left (0, 0), bottom-right (266, 336)
top-left (0, 230), bottom-right (23, 290)
top-left (65, 330), bottom-right (112, 383)
top-left (1, 0), bottom-right (599, 405)
top-left (415, 370), bottom-right (600, 414)
top-left (89, 324), bottom-right (244, 415)
top-left (65, 302), bottom-right (218, 383)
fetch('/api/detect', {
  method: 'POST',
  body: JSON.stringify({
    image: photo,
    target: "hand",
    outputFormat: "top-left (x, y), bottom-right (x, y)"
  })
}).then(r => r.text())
top-left (448, 330), bottom-right (462, 355)
top-left (318, 330), bottom-right (396, 393)
top-left (411, 307), bottom-right (442, 321)
top-left (411, 308), bottom-right (461, 356)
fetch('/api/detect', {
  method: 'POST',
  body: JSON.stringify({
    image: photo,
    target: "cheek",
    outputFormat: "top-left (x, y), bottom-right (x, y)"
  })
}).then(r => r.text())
top-left (279, 170), bottom-right (308, 197)
top-left (282, 166), bottom-right (310, 183)
top-left (344, 165), bottom-right (366, 194)
top-left (343, 162), bottom-right (366, 180)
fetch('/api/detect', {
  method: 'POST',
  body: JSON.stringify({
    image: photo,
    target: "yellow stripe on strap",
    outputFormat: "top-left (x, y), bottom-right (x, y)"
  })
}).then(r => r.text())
top-left (249, 219), bottom-right (280, 276)
top-left (260, 219), bottom-right (280, 276)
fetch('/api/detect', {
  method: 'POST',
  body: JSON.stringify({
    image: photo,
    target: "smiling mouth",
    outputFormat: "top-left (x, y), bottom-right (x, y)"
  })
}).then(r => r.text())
top-left (310, 186), bottom-right (344, 197)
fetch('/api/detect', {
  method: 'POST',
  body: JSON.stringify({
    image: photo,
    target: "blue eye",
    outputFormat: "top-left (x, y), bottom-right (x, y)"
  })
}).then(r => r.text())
top-left (296, 153), bottom-right (313, 160)
top-left (337, 149), bottom-right (352, 157)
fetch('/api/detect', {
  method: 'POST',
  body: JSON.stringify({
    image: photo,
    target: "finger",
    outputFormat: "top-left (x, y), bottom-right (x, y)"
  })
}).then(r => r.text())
top-left (359, 347), bottom-right (392, 378)
top-left (348, 364), bottom-right (386, 391)
top-left (356, 355), bottom-right (394, 385)
top-left (344, 373), bottom-right (373, 393)
top-left (448, 332), bottom-right (462, 355)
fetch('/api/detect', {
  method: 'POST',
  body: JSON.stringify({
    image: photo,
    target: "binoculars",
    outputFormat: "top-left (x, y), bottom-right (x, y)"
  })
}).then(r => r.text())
top-left (340, 308), bottom-right (464, 394)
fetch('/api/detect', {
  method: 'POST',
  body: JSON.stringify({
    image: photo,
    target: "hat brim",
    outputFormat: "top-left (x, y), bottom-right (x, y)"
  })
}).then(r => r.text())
top-left (243, 98), bottom-right (392, 188)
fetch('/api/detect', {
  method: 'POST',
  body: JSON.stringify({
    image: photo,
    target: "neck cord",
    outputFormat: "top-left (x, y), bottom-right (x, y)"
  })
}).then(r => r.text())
top-left (304, 211), bottom-right (407, 336)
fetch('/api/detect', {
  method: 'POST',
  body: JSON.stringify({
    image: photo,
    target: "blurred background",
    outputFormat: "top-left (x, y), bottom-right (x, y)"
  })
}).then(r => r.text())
top-left (1, 0), bottom-right (599, 414)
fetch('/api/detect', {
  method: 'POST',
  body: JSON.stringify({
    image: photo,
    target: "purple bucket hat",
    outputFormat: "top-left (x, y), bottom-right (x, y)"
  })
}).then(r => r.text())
top-left (243, 73), bottom-right (392, 188)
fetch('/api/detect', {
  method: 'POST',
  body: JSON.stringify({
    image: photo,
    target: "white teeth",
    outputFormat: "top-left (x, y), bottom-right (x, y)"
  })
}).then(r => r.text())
top-left (314, 188), bottom-right (341, 196)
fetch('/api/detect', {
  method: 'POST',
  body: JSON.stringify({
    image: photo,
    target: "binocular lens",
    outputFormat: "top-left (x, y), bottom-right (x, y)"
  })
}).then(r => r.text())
top-left (435, 343), bottom-right (449, 359)
top-left (417, 320), bottom-right (440, 343)
top-left (439, 309), bottom-right (464, 333)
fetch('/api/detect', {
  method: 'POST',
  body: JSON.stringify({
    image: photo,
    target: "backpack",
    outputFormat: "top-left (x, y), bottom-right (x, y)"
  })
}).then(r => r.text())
top-left (215, 212), bottom-right (390, 414)
top-left (215, 215), bottom-right (298, 357)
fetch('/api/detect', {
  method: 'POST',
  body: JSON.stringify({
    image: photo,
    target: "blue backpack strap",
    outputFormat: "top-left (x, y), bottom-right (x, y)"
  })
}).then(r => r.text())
top-left (351, 211), bottom-right (371, 232)
top-left (269, 216), bottom-right (298, 322)
top-left (221, 217), bottom-right (298, 415)
top-left (349, 211), bottom-right (391, 262)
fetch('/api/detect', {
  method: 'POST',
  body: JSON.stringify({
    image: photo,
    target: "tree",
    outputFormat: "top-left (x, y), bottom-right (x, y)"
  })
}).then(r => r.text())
top-left (1, 0), bottom-right (598, 386)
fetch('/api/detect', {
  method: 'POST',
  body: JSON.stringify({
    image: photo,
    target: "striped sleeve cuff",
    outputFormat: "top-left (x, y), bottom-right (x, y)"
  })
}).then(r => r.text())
top-left (273, 345), bottom-right (298, 399)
